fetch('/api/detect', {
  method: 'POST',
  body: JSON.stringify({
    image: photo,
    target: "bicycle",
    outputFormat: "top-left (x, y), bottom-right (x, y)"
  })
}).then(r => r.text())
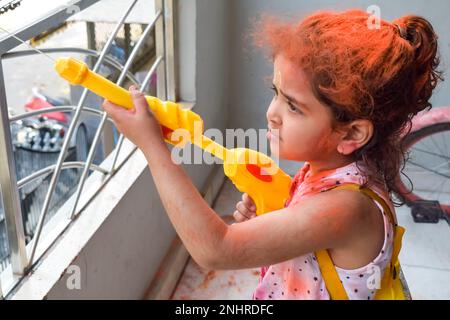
top-left (395, 106), bottom-right (450, 225)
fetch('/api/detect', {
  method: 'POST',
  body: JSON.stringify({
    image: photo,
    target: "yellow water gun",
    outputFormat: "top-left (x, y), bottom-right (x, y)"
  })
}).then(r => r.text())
top-left (55, 57), bottom-right (292, 215)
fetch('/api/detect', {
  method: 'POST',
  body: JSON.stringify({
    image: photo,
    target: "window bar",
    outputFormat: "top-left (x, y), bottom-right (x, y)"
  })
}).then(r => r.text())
top-left (3, 47), bottom-right (141, 85)
top-left (69, 9), bottom-right (163, 219)
top-left (10, 106), bottom-right (120, 123)
top-left (27, 0), bottom-right (140, 268)
top-left (164, 0), bottom-right (177, 101)
top-left (18, 162), bottom-right (109, 190)
top-left (141, 56), bottom-right (164, 97)
top-left (155, 0), bottom-right (167, 101)
top-left (110, 0), bottom-right (175, 173)
top-left (109, 55), bottom-right (163, 173)
top-left (0, 61), bottom-right (28, 275)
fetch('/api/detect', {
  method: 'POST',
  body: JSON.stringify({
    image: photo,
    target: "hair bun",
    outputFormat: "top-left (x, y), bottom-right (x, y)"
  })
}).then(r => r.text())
top-left (393, 16), bottom-right (436, 51)
top-left (392, 15), bottom-right (444, 114)
top-left (394, 23), bottom-right (408, 41)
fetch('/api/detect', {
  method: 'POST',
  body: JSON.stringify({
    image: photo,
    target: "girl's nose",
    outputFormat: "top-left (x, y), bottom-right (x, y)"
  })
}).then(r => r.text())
top-left (266, 101), bottom-right (282, 127)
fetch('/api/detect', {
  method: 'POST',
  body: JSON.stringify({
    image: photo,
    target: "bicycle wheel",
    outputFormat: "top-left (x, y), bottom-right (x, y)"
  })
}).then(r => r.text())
top-left (396, 122), bottom-right (450, 214)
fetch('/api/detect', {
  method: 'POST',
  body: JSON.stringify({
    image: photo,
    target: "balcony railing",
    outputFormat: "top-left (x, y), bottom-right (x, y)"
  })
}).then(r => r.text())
top-left (0, 0), bottom-right (176, 298)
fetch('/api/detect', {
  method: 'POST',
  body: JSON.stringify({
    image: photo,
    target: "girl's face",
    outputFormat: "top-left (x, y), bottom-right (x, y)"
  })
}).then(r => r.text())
top-left (266, 54), bottom-right (342, 162)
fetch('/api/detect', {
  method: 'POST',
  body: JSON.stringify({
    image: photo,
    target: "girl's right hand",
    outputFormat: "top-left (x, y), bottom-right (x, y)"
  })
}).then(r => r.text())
top-left (233, 193), bottom-right (257, 223)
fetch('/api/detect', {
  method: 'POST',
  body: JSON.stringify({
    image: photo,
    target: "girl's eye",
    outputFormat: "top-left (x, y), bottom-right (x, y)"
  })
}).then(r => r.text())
top-left (287, 102), bottom-right (302, 114)
top-left (271, 85), bottom-right (302, 114)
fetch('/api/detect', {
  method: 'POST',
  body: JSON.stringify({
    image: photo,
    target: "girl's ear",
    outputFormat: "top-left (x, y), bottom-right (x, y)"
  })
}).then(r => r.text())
top-left (337, 120), bottom-right (374, 155)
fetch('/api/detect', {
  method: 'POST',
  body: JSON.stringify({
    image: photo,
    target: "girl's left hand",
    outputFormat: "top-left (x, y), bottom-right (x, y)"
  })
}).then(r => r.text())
top-left (102, 85), bottom-right (165, 151)
top-left (233, 193), bottom-right (257, 223)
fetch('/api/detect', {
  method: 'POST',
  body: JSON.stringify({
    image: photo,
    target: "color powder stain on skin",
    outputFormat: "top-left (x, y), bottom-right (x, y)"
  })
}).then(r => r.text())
top-left (305, 168), bottom-right (338, 184)
top-left (228, 275), bottom-right (237, 287)
top-left (199, 270), bottom-right (216, 289)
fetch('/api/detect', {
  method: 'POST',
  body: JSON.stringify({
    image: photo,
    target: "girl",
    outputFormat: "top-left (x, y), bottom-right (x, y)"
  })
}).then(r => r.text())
top-left (102, 9), bottom-right (443, 300)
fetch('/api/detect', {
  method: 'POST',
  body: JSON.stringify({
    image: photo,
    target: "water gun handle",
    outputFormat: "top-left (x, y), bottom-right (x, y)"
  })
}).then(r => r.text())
top-left (54, 57), bottom-right (201, 145)
top-left (224, 148), bottom-right (292, 215)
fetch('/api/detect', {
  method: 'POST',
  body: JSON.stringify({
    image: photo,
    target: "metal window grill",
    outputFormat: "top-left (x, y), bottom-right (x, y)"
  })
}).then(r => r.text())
top-left (0, 0), bottom-right (176, 298)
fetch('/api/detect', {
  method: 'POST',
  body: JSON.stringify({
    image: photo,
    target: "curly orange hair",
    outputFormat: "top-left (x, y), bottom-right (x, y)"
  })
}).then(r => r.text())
top-left (253, 9), bottom-right (444, 205)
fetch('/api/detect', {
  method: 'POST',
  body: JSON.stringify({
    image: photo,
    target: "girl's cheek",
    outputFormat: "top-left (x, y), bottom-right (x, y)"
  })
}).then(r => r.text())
top-left (289, 126), bottom-right (329, 160)
top-left (311, 123), bottom-right (335, 151)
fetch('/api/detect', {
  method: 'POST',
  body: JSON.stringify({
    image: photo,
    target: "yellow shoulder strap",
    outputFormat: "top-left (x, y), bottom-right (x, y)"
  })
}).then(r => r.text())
top-left (315, 250), bottom-right (349, 300)
top-left (315, 183), bottom-right (398, 300)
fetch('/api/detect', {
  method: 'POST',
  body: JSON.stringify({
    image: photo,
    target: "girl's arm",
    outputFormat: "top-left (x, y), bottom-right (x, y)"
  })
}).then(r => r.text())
top-left (102, 87), bottom-right (366, 270)
top-left (143, 139), bottom-right (229, 269)
top-left (141, 133), bottom-right (366, 270)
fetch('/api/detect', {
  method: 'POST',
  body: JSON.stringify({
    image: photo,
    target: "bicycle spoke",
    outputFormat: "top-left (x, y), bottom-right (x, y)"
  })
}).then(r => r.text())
top-left (402, 124), bottom-right (450, 207)
top-left (407, 161), bottom-right (450, 179)
top-left (410, 147), bottom-right (450, 161)
top-left (430, 174), bottom-right (449, 203)
top-left (429, 134), bottom-right (446, 158)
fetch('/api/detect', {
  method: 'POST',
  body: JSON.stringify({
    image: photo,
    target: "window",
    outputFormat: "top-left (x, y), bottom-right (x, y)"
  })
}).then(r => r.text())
top-left (0, 0), bottom-right (176, 297)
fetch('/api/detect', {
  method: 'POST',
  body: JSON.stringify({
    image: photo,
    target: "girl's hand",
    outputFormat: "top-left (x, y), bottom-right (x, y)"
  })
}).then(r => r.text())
top-left (233, 193), bottom-right (257, 223)
top-left (102, 85), bottom-right (165, 151)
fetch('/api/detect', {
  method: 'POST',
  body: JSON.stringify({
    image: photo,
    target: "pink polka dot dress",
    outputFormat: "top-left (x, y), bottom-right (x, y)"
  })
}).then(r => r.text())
top-left (252, 161), bottom-right (394, 300)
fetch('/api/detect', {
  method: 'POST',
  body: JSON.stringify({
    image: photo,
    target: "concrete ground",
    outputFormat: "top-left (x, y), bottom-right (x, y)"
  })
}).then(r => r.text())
top-left (171, 180), bottom-right (450, 300)
top-left (171, 180), bottom-right (260, 300)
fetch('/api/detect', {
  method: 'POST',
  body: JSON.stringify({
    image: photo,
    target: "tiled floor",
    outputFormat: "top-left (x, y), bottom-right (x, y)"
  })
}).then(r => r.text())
top-left (396, 205), bottom-right (450, 299)
top-left (171, 180), bottom-right (450, 300)
top-left (170, 260), bottom-right (260, 300)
